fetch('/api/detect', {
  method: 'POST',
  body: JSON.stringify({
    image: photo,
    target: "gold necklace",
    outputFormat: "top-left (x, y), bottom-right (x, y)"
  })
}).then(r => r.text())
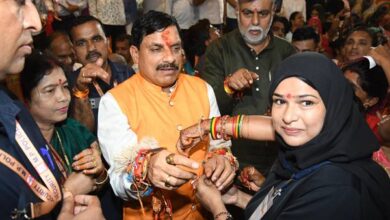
top-left (55, 130), bottom-right (71, 172)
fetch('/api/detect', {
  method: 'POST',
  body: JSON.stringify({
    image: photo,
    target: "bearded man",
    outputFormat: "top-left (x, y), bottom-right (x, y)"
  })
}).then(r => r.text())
top-left (201, 0), bottom-right (295, 177)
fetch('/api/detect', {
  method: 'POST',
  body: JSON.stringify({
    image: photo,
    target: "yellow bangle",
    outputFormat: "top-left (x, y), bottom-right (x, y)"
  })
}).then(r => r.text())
top-left (224, 79), bottom-right (235, 95)
top-left (72, 87), bottom-right (89, 99)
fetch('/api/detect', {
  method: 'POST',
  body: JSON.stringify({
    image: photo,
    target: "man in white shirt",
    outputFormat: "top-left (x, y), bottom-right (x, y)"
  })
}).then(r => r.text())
top-left (196, 0), bottom-right (224, 29)
top-left (226, 0), bottom-right (238, 33)
top-left (142, 0), bottom-right (171, 14)
top-left (172, 0), bottom-right (198, 30)
top-left (279, 0), bottom-right (306, 21)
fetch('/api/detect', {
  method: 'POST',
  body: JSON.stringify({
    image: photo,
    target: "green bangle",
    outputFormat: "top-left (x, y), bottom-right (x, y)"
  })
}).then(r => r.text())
top-left (237, 115), bottom-right (243, 138)
top-left (210, 117), bottom-right (215, 139)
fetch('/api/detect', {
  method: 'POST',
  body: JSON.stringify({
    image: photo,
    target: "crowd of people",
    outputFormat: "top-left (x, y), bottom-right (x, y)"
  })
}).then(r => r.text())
top-left (0, 0), bottom-right (389, 219)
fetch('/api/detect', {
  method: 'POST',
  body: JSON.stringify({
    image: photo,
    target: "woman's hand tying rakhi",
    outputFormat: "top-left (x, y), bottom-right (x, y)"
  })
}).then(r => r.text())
top-left (177, 121), bottom-right (208, 156)
top-left (238, 166), bottom-right (265, 192)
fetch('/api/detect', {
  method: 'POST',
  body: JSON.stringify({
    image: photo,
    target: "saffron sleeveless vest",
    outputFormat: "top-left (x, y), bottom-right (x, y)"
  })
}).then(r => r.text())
top-left (110, 73), bottom-right (211, 219)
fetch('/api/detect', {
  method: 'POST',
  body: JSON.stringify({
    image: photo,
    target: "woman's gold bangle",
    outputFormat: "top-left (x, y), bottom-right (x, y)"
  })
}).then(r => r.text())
top-left (95, 168), bottom-right (108, 185)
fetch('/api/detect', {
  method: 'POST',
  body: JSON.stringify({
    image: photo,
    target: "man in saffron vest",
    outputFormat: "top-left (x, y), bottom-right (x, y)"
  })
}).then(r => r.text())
top-left (98, 11), bottom-right (236, 219)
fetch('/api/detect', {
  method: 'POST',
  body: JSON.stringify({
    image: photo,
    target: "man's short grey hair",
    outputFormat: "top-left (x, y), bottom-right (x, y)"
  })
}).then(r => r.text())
top-left (236, 0), bottom-right (278, 11)
top-left (236, 0), bottom-right (277, 4)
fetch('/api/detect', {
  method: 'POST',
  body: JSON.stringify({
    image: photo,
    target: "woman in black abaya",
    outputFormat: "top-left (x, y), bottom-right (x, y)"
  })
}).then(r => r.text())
top-left (185, 53), bottom-right (390, 220)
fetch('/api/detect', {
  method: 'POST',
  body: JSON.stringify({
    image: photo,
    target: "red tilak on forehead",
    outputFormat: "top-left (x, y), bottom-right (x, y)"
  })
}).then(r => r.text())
top-left (162, 29), bottom-right (172, 47)
top-left (286, 93), bottom-right (292, 99)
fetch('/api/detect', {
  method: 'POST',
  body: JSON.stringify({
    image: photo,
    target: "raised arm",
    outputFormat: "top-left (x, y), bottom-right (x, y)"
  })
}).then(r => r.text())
top-left (71, 94), bottom-right (95, 132)
top-left (177, 114), bottom-right (275, 155)
top-left (369, 45), bottom-right (390, 85)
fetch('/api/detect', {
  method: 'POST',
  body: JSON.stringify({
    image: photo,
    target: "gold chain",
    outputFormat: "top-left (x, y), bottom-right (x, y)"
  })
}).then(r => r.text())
top-left (55, 130), bottom-right (71, 172)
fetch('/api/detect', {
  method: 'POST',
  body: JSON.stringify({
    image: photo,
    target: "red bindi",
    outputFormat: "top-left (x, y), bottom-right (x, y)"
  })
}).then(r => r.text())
top-left (286, 93), bottom-right (292, 99)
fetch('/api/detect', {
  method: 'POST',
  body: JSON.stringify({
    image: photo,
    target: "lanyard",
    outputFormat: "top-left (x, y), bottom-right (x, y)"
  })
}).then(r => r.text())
top-left (0, 149), bottom-right (60, 219)
top-left (14, 121), bottom-right (61, 202)
top-left (249, 160), bottom-right (331, 220)
top-left (292, 161), bottom-right (331, 180)
top-left (273, 160), bottom-right (331, 197)
top-left (0, 149), bottom-right (56, 202)
top-left (280, 158), bottom-right (331, 180)
top-left (47, 143), bottom-right (68, 178)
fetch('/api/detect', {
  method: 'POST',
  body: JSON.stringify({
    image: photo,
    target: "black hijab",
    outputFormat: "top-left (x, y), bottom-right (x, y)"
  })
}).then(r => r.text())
top-left (268, 52), bottom-right (390, 218)
top-left (269, 52), bottom-right (378, 170)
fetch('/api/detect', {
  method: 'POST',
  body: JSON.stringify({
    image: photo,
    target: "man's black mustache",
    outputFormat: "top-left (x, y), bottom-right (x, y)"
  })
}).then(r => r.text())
top-left (156, 63), bottom-right (179, 70)
top-left (86, 51), bottom-right (102, 60)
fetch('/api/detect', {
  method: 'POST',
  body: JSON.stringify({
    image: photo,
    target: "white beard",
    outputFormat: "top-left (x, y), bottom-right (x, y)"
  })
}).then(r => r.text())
top-left (238, 15), bottom-right (273, 45)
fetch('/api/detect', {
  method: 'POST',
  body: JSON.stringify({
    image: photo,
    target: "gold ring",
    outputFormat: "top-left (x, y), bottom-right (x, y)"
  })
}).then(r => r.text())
top-left (82, 72), bottom-right (85, 78)
top-left (93, 161), bottom-right (97, 168)
top-left (165, 175), bottom-right (172, 187)
top-left (165, 153), bottom-right (176, 166)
